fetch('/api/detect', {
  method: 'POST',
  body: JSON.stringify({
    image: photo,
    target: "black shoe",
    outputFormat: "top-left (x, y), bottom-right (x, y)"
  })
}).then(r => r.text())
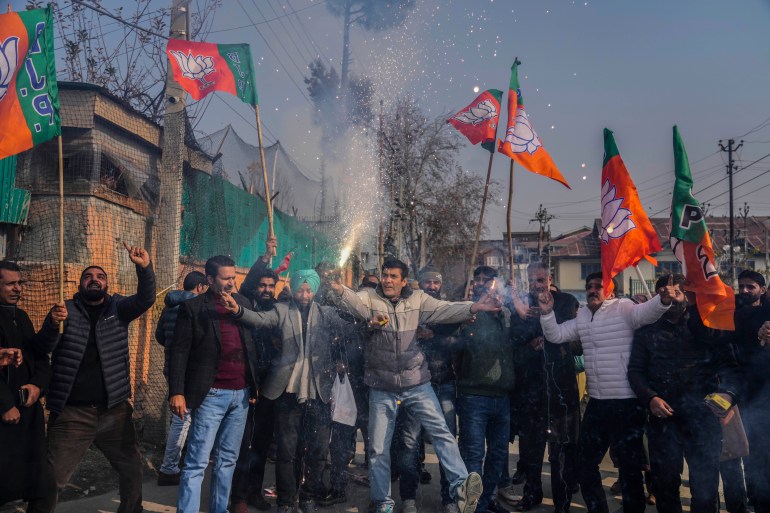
top-left (317, 489), bottom-right (347, 507)
top-left (511, 469), bottom-right (526, 485)
top-left (419, 465), bottom-right (432, 484)
top-left (513, 496), bottom-right (542, 512)
top-left (488, 499), bottom-right (512, 513)
top-left (157, 471), bottom-right (181, 486)
top-left (248, 493), bottom-right (273, 510)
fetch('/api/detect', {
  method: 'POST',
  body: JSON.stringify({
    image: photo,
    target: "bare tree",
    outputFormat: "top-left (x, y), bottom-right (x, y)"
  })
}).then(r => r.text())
top-left (31, 0), bottom-right (222, 123)
top-left (381, 96), bottom-right (494, 275)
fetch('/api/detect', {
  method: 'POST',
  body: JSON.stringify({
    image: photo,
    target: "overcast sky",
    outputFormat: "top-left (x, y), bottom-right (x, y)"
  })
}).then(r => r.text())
top-left (24, 0), bottom-right (770, 237)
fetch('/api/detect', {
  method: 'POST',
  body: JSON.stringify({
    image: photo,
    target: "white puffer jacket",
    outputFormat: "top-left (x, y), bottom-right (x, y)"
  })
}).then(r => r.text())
top-left (540, 296), bottom-right (670, 400)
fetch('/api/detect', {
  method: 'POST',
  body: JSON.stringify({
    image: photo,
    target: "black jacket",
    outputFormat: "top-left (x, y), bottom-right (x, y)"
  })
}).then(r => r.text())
top-left (39, 264), bottom-right (156, 414)
top-left (732, 302), bottom-right (770, 405)
top-left (168, 291), bottom-right (259, 409)
top-left (155, 289), bottom-right (197, 378)
top-left (628, 306), bottom-right (740, 409)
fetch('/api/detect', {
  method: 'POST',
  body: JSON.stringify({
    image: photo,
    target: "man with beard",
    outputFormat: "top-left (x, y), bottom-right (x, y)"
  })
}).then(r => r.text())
top-left (455, 266), bottom-right (515, 513)
top-left (628, 274), bottom-right (740, 513)
top-left (27, 242), bottom-right (156, 513)
top-left (537, 272), bottom-right (676, 513)
top-left (155, 271), bottom-right (209, 486)
top-left (231, 268), bottom-right (281, 513)
top-left (734, 270), bottom-right (770, 513)
top-left (395, 266), bottom-right (463, 513)
top-left (169, 255), bottom-right (260, 513)
top-left (222, 270), bottom-right (349, 513)
top-left (509, 263), bottom-right (579, 513)
top-left (0, 261), bottom-right (65, 507)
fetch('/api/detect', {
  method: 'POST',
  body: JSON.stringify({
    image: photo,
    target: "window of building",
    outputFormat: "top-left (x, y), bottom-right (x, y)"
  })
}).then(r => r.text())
top-left (485, 255), bottom-right (503, 268)
top-left (656, 260), bottom-right (681, 276)
top-left (580, 262), bottom-right (602, 279)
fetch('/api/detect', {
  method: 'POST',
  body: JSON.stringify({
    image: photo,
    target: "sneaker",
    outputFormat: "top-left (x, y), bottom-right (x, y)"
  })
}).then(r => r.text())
top-left (300, 500), bottom-right (318, 513)
top-left (317, 489), bottom-right (347, 507)
top-left (442, 504), bottom-right (460, 513)
top-left (498, 484), bottom-right (521, 504)
top-left (370, 503), bottom-right (394, 513)
top-left (265, 486), bottom-right (278, 499)
top-left (402, 499), bottom-right (418, 513)
top-left (512, 495), bottom-right (542, 512)
top-left (457, 472), bottom-right (483, 513)
top-left (156, 471), bottom-right (180, 486)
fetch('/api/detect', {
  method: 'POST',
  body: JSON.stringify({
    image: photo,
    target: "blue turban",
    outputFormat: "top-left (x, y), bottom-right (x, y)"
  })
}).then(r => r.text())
top-left (290, 269), bottom-right (320, 294)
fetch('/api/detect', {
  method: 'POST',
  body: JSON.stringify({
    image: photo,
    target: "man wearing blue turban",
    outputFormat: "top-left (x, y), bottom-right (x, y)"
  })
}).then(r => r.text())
top-left (222, 269), bottom-right (352, 513)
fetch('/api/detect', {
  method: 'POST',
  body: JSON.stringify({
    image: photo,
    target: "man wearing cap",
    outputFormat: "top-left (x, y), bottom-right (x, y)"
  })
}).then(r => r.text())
top-left (28, 242), bottom-right (155, 513)
top-left (223, 269), bottom-right (352, 513)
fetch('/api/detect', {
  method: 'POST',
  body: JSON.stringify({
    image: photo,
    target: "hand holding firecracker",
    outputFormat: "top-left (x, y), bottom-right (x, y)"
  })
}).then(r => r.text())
top-left (367, 313), bottom-right (390, 330)
top-left (704, 392), bottom-right (733, 418)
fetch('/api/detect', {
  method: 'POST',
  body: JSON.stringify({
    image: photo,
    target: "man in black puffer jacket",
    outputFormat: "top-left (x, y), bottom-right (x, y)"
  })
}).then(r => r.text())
top-left (28, 242), bottom-right (156, 513)
top-left (155, 271), bottom-right (208, 485)
top-left (628, 274), bottom-right (740, 513)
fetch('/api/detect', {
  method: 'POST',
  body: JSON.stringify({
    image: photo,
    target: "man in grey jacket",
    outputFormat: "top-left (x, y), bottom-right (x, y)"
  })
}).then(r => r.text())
top-left (328, 258), bottom-right (502, 513)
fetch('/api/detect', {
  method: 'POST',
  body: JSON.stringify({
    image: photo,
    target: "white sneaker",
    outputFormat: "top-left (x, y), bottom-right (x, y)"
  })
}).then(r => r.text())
top-left (457, 472), bottom-right (483, 513)
top-left (402, 499), bottom-right (418, 513)
top-left (442, 503), bottom-right (460, 513)
top-left (497, 484), bottom-right (521, 504)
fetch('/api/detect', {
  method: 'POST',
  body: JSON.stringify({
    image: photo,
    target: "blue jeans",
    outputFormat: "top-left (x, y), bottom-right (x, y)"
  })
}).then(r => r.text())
top-left (369, 382), bottom-right (468, 507)
top-left (159, 409), bottom-right (191, 475)
top-left (177, 388), bottom-right (250, 513)
top-left (398, 381), bottom-right (457, 505)
top-left (458, 394), bottom-right (511, 513)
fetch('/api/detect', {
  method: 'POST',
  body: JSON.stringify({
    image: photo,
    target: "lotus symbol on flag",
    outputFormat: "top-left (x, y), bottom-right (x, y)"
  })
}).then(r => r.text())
top-left (505, 108), bottom-right (542, 154)
top-left (169, 50), bottom-right (216, 88)
top-left (454, 99), bottom-right (498, 126)
top-left (600, 179), bottom-right (636, 243)
top-left (0, 37), bottom-right (20, 104)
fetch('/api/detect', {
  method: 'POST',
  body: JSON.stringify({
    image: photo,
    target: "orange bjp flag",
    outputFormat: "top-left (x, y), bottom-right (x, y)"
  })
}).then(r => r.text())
top-left (600, 129), bottom-right (662, 296)
top-left (497, 60), bottom-right (570, 189)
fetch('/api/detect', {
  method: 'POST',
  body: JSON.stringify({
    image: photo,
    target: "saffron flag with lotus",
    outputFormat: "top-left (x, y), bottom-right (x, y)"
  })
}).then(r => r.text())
top-left (0, 6), bottom-right (60, 160)
top-left (669, 126), bottom-right (734, 330)
top-left (447, 89), bottom-right (502, 153)
top-left (599, 128), bottom-right (662, 295)
top-left (497, 60), bottom-right (570, 188)
top-left (166, 38), bottom-right (258, 106)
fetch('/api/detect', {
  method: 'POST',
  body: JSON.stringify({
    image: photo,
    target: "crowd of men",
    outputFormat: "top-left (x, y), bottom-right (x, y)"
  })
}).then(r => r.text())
top-left (0, 237), bottom-right (769, 513)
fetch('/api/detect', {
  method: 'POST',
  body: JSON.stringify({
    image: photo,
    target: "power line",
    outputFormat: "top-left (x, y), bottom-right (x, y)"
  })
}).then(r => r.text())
top-left (208, 0), bottom-right (328, 34)
top-left (68, 0), bottom-right (167, 39)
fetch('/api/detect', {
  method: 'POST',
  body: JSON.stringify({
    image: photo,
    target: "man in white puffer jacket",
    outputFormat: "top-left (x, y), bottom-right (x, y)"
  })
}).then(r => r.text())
top-left (537, 272), bottom-right (676, 513)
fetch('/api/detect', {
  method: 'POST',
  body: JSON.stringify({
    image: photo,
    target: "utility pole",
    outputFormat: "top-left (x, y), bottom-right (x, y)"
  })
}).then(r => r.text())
top-left (719, 138), bottom-right (743, 286)
top-left (740, 203), bottom-right (750, 266)
top-left (530, 204), bottom-right (556, 261)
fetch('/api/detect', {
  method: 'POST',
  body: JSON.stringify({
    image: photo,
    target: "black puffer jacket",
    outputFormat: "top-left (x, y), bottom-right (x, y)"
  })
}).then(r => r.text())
top-left (39, 264), bottom-right (156, 414)
top-left (628, 305), bottom-right (740, 409)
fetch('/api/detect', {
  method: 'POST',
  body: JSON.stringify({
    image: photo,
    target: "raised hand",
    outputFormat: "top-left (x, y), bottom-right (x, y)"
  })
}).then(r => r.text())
top-left (658, 275), bottom-right (677, 305)
top-left (122, 241), bottom-right (150, 268)
top-left (220, 291), bottom-right (240, 314)
top-left (471, 291), bottom-right (503, 314)
top-left (50, 302), bottom-right (67, 327)
top-left (264, 237), bottom-right (278, 259)
top-left (536, 289), bottom-right (555, 315)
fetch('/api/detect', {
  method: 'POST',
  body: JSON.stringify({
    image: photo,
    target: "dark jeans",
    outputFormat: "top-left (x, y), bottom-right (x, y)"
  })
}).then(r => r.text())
top-left (720, 458), bottom-right (748, 513)
top-left (27, 401), bottom-right (143, 513)
top-left (232, 397), bottom-right (276, 503)
top-left (578, 398), bottom-right (646, 513)
top-left (398, 381), bottom-right (456, 505)
top-left (744, 398), bottom-right (770, 513)
top-left (647, 405), bottom-right (722, 513)
top-left (329, 379), bottom-right (369, 492)
top-left (274, 392), bottom-right (331, 506)
top-left (458, 393), bottom-right (510, 513)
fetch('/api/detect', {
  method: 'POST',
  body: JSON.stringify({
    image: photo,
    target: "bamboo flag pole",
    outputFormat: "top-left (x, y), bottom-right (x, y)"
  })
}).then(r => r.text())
top-left (254, 104), bottom-right (276, 256)
top-left (633, 265), bottom-right (652, 298)
top-left (507, 160), bottom-right (515, 284)
top-left (58, 135), bottom-right (65, 333)
top-left (464, 142), bottom-right (497, 299)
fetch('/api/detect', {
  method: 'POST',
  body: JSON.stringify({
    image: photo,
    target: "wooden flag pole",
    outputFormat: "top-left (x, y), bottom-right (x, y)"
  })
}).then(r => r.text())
top-left (464, 146), bottom-right (496, 299)
top-left (58, 135), bottom-right (65, 333)
top-left (507, 159), bottom-right (515, 285)
top-left (254, 104), bottom-right (276, 256)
